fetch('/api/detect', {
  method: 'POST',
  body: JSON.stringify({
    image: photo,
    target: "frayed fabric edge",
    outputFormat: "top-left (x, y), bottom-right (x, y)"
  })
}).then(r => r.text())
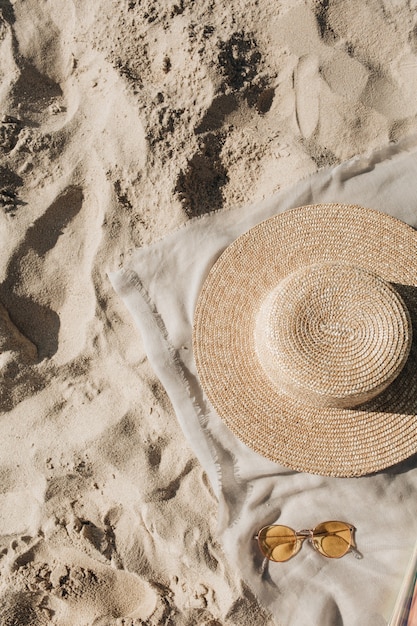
top-left (108, 267), bottom-right (224, 499)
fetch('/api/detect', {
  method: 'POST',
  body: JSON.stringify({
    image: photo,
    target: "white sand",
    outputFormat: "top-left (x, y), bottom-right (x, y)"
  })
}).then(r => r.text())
top-left (1, 0), bottom-right (417, 623)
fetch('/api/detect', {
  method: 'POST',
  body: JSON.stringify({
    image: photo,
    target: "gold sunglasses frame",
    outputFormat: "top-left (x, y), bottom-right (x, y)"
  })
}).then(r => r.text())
top-left (255, 520), bottom-right (358, 562)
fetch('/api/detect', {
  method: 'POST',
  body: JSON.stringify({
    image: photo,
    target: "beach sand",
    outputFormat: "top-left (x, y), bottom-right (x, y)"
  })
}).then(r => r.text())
top-left (1, 0), bottom-right (417, 623)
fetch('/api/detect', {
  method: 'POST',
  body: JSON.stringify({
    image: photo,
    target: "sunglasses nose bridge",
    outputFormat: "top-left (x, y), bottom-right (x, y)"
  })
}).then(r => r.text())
top-left (295, 529), bottom-right (312, 543)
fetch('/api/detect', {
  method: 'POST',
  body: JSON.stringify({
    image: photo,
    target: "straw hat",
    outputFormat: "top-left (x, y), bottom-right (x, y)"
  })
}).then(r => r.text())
top-left (193, 203), bottom-right (417, 477)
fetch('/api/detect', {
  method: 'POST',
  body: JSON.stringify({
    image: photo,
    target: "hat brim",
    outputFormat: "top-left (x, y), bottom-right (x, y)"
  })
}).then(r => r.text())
top-left (193, 204), bottom-right (417, 477)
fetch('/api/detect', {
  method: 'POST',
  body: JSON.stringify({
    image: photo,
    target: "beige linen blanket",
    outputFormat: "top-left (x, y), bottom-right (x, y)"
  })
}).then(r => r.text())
top-left (110, 135), bottom-right (417, 626)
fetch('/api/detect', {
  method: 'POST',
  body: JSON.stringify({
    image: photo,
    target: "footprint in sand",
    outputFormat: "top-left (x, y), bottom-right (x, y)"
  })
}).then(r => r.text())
top-left (295, 54), bottom-right (320, 140)
top-left (0, 183), bottom-right (102, 365)
top-left (0, 186), bottom-right (83, 359)
top-left (3, 538), bottom-right (158, 624)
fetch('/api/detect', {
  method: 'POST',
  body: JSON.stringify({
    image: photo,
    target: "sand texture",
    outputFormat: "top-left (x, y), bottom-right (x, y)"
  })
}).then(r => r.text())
top-left (1, 0), bottom-right (417, 624)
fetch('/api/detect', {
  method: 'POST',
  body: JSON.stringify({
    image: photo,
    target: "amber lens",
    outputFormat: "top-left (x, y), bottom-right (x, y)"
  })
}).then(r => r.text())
top-left (312, 521), bottom-right (352, 558)
top-left (258, 525), bottom-right (301, 562)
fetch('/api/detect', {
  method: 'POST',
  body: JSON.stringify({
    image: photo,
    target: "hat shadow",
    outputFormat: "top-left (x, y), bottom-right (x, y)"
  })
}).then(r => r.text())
top-left (351, 282), bottom-right (417, 416)
top-left (379, 451), bottom-right (417, 475)
top-left (349, 282), bottom-right (417, 476)
top-left (350, 283), bottom-right (417, 414)
top-left (393, 282), bottom-right (417, 322)
top-left (387, 282), bottom-right (417, 411)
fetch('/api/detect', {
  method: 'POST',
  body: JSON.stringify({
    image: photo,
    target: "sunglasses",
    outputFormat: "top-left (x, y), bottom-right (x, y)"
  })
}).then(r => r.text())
top-left (255, 520), bottom-right (357, 562)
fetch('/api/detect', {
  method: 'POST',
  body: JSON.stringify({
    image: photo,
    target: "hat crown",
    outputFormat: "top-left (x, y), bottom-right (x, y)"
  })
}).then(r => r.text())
top-left (254, 263), bottom-right (412, 408)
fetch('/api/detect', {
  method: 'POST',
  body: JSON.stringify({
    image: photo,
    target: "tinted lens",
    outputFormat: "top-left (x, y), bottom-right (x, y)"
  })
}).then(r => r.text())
top-left (258, 525), bottom-right (301, 562)
top-left (312, 521), bottom-right (353, 558)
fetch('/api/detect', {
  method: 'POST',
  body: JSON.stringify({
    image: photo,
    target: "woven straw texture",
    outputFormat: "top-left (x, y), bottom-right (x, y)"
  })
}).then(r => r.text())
top-left (193, 204), bottom-right (417, 477)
